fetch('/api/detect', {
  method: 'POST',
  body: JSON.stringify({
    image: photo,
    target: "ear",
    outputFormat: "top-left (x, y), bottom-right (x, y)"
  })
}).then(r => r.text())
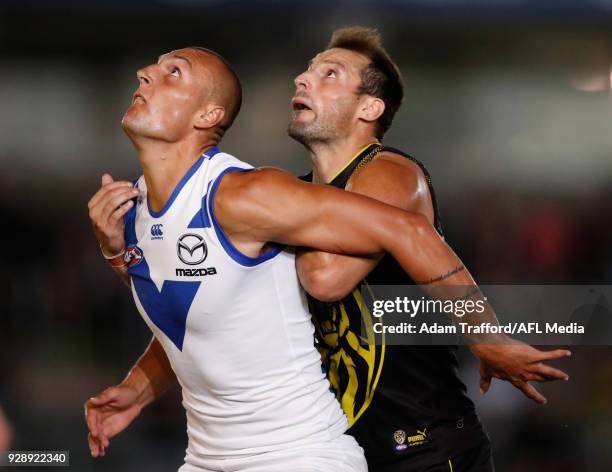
top-left (194, 106), bottom-right (226, 130)
top-left (356, 96), bottom-right (385, 124)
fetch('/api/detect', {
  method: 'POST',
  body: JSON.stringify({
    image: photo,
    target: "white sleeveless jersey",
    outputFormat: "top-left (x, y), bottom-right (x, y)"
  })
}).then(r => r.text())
top-left (123, 148), bottom-right (347, 461)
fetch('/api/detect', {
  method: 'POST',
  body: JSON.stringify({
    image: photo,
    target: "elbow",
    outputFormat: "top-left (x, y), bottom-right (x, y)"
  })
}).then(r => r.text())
top-left (301, 267), bottom-right (347, 302)
top-left (400, 211), bottom-right (432, 240)
top-left (386, 211), bottom-right (434, 257)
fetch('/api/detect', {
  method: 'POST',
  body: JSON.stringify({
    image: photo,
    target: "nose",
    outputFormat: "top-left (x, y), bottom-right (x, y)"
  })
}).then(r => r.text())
top-left (294, 71), bottom-right (310, 91)
top-left (136, 65), bottom-right (154, 86)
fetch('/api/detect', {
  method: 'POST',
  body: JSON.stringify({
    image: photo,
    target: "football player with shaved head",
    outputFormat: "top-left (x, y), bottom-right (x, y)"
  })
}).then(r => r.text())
top-left (84, 43), bottom-right (568, 472)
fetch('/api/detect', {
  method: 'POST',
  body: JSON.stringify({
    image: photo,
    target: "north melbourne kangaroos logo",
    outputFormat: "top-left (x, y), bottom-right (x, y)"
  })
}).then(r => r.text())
top-left (177, 233), bottom-right (207, 265)
top-left (125, 245), bottom-right (143, 268)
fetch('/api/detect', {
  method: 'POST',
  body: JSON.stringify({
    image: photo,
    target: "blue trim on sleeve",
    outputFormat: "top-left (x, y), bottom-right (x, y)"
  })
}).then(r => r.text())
top-left (207, 166), bottom-right (283, 267)
top-left (147, 147), bottom-right (221, 218)
top-left (204, 146), bottom-right (220, 159)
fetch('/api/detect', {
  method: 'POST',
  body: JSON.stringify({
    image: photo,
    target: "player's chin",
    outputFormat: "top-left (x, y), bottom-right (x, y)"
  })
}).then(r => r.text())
top-left (121, 111), bottom-right (146, 133)
top-left (287, 120), bottom-right (309, 141)
top-left (121, 110), bottom-right (136, 127)
top-left (289, 112), bottom-right (314, 129)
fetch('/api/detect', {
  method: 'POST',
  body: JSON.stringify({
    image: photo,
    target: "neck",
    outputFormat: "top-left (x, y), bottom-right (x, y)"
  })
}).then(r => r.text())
top-left (133, 136), bottom-right (217, 212)
top-left (308, 134), bottom-right (380, 184)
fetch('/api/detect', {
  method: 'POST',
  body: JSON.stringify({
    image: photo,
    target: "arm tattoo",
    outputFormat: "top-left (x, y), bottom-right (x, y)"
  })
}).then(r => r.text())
top-left (452, 286), bottom-right (482, 302)
top-left (417, 265), bottom-right (465, 285)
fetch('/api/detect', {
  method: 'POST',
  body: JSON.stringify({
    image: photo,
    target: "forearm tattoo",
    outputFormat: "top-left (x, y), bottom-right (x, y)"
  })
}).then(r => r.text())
top-left (417, 265), bottom-right (465, 285)
top-left (452, 286), bottom-right (482, 302)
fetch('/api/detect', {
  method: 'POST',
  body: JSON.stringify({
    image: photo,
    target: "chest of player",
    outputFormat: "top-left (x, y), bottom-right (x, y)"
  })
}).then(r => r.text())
top-left (125, 174), bottom-right (261, 311)
top-left (134, 218), bottom-right (220, 281)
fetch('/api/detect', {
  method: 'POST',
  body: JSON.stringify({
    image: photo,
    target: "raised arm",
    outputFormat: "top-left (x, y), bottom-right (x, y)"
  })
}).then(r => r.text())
top-left (216, 167), bottom-right (571, 403)
top-left (88, 174), bottom-right (138, 288)
top-left (216, 167), bottom-right (468, 288)
top-left (296, 155), bottom-right (434, 301)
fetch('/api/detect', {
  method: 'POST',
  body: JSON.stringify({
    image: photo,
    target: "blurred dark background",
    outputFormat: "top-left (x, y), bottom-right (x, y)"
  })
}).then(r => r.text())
top-left (1, 1), bottom-right (611, 471)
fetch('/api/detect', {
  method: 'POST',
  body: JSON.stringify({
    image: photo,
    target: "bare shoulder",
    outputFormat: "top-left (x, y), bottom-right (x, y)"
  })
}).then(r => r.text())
top-left (351, 150), bottom-right (427, 188)
top-left (347, 150), bottom-right (431, 211)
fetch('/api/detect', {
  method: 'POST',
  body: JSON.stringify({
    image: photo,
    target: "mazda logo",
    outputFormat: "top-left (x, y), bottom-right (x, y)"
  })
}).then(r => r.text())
top-left (177, 233), bottom-right (207, 265)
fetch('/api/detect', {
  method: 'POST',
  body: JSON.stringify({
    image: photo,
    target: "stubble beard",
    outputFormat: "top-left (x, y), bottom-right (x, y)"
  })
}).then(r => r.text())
top-left (288, 109), bottom-right (347, 148)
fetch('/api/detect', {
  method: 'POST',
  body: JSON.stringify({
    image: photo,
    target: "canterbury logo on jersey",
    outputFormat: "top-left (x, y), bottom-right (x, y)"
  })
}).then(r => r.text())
top-left (151, 224), bottom-right (164, 240)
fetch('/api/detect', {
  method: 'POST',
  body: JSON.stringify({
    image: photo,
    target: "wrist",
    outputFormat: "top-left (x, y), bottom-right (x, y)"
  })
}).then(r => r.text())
top-left (122, 365), bottom-right (155, 409)
top-left (100, 242), bottom-right (124, 258)
top-left (100, 244), bottom-right (126, 268)
top-left (469, 334), bottom-right (513, 354)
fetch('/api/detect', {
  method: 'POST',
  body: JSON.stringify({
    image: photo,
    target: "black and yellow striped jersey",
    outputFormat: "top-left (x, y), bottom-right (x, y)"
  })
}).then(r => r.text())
top-left (303, 143), bottom-right (486, 469)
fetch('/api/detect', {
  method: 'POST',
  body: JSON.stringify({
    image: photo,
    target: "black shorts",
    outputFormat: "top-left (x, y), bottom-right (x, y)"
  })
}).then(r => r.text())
top-left (422, 441), bottom-right (494, 472)
top-left (364, 414), bottom-right (494, 472)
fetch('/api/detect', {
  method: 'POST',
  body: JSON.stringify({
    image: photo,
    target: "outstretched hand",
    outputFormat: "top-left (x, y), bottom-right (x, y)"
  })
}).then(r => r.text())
top-left (471, 340), bottom-right (571, 404)
top-left (85, 385), bottom-right (142, 457)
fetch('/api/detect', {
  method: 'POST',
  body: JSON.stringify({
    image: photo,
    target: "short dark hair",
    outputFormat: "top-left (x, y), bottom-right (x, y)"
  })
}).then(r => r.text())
top-left (328, 27), bottom-right (404, 139)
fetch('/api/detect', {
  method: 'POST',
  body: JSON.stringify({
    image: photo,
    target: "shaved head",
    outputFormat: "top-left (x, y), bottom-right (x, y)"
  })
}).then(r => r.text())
top-left (180, 47), bottom-right (242, 132)
top-left (123, 47), bottom-right (242, 146)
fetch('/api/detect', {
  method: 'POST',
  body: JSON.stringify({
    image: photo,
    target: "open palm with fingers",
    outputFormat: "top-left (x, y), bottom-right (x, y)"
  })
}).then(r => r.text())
top-left (85, 385), bottom-right (142, 457)
top-left (471, 340), bottom-right (571, 404)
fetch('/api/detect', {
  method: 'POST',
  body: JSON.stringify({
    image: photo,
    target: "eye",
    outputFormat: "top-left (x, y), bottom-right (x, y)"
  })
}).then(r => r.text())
top-left (170, 66), bottom-right (181, 78)
top-left (326, 69), bottom-right (336, 78)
